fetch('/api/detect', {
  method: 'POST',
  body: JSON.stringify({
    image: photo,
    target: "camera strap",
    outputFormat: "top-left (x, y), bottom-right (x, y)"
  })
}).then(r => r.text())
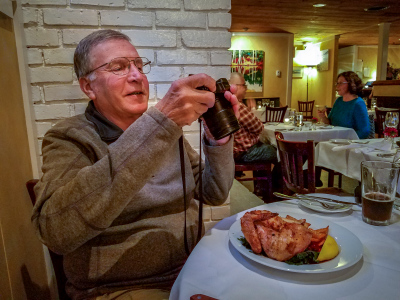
top-left (179, 120), bottom-right (203, 256)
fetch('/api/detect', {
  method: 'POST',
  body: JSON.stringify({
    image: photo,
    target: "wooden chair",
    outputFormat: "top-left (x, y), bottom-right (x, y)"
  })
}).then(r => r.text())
top-left (26, 179), bottom-right (71, 300)
top-left (375, 107), bottom-right (400, 138)
top-left (275, 132), bottom-right (350, 196)
top-left (298, 100), bottom-right (315, 121)
top-left (234, 162), bottom-right (272, 202)
top-left (264, 105), bottom-right (288, 123)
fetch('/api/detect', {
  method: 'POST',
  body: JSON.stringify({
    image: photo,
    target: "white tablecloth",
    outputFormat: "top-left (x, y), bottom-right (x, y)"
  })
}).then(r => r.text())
top-left (263, 123), bottom-right (359, 146)
top-left (170, 200), bottom-right (400, 300)
top-left (315, 138), bottom-right (396, 181)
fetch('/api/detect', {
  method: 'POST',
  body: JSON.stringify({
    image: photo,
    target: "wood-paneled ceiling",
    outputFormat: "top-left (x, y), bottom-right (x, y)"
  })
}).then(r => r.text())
top-left (230, 0), bottom-right (400, 48)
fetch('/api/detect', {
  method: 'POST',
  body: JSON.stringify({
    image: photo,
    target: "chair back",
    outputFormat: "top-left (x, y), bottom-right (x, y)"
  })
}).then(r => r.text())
top-left (25, 180), bottom-right (71, 300)
top-left (375, 107), bottom-right (400, 138)
top-left (298, 100), bottom-right (315, 120)
top-left (275, 132), bottom-right (316, 194)
top-left (264, 105), bottom-right (288, 123)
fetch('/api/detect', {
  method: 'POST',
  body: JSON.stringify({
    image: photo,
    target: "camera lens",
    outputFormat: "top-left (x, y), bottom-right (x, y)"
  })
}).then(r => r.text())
top-left (202, 78), bottom-right (240, 140)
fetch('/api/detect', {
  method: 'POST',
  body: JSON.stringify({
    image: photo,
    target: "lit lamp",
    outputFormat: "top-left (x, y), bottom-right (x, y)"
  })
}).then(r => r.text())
top-left (294, 43), bottom-right (322, 102)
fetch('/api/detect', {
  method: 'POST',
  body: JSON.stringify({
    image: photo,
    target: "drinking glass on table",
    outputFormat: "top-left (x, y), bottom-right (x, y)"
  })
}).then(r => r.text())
top-left (316, 105), bottom-right (326, 123)
top-left (361, 161), bottom-right (400, 226)
top-left (385, 111), bottom-right (399, 129)
top-left (294, 112), bottom-right (303, 130)
top-left (371, 97), bottom-right (377, 109)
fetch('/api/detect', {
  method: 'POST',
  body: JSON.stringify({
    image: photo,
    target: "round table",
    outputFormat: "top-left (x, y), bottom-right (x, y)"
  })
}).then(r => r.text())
top-left (170, 199), bottom-right (400, 300)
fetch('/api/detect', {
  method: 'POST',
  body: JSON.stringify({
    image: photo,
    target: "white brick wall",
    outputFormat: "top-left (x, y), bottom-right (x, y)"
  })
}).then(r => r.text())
top-left (21, 0), bottom-right (233, 223)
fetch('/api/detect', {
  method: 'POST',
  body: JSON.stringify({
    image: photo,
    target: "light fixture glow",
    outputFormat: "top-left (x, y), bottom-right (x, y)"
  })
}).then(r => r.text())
top-left (294, 43), bottom-right (323, 66)
top-left (313, 4), bottom-right (326, 8)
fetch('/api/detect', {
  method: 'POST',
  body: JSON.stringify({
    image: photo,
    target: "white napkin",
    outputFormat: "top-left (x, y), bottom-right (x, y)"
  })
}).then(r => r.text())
top-left (332, 139), bottom-right (392, 153)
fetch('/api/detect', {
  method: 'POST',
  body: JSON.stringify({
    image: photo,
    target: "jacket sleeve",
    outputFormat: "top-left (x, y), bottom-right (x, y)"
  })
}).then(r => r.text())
top-left (32, 107), bottom-right (183, 254)
top-left (184, 135), bottom-right (234, 206)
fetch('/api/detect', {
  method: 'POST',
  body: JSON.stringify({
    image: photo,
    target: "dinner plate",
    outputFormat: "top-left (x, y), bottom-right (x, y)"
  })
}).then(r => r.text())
top-left (319, 125), bottom-right (334, 129)
top-left (229, 213), bottom-right (363, 273)
top-left (298, 198), bottom-right (353, 213)
top-left (330, 139), bottom-right (350, 145)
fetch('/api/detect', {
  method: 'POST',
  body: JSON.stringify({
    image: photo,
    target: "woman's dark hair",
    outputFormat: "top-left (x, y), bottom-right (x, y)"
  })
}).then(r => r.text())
top-left (337, 71), bottom-right (363, 96)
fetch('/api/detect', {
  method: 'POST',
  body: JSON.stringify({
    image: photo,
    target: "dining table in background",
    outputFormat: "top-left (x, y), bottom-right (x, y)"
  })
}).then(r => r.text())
top-left (170, 199), bottom-right (400, 300)
top-left (315, 138), bottom-right (398, 182)
top-left (262, 123), bottom-right (359, 146)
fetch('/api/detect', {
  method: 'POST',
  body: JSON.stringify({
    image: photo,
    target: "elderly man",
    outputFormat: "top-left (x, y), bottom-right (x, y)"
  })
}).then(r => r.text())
top-left (229, 72), bottom-right (281, 199)
top-left (32, 29), bottom-right (238, 300)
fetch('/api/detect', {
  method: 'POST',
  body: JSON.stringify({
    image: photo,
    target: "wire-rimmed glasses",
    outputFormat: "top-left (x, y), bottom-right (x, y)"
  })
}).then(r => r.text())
top-left (86, 57), bottom-right (151, 76)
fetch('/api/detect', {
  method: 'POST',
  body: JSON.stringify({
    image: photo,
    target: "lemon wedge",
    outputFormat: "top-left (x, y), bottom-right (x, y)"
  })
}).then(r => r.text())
top-left (317, 235), bottom-right (339, 262)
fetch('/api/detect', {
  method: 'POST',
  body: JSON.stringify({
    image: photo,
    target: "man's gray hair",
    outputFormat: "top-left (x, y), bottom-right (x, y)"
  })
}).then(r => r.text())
top-left (74, 29), bottom-right (131, 79)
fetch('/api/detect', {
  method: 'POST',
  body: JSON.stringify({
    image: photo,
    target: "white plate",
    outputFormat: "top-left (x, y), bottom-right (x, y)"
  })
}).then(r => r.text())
top-left (298, 193), bottom-right (353, 213)
top-left (330, 139), bottom-right (350, 145)
top-left (319, 125), bottom-right (334, 129)
top-left (229, 213), bottom-right (363, 273)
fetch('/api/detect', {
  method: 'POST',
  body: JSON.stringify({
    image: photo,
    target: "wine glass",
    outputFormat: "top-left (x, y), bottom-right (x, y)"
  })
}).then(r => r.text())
top-left (385, 112), bottom-right (399, 128)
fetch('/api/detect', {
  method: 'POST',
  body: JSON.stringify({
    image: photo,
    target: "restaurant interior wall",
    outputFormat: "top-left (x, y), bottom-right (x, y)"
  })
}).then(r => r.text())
top-left (230, 33), bottom-right (292, 107)
top-left (0, 10), bottom-right (51, 300)
top-left (338, 45), bottom-right (400, 83)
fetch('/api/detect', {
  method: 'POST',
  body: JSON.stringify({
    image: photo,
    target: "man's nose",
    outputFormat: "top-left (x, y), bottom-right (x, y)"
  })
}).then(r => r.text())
top-left (126, 61), bottom-right (143, 80)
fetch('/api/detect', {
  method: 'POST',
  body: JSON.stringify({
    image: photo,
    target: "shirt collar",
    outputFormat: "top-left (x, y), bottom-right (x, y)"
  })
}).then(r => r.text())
top-left (85, 100), bottom-right (124, 142)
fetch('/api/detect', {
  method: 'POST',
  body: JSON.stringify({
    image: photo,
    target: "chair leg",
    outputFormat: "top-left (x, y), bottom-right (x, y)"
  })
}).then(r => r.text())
top-left (338, 174), bottom-right (342, 189)
top-left (327, 170), bottom-right (334, 187)
top-left (266, 163), bottom-right (273, 202)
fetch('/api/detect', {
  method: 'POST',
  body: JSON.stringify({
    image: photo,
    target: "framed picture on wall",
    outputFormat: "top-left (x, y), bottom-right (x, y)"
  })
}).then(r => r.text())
top-left (317, 49), bottom-right (329, 71)
top-left (292, 66), bottom-right (303, 78)
top-left (230, 50), bottom-right (264, 97)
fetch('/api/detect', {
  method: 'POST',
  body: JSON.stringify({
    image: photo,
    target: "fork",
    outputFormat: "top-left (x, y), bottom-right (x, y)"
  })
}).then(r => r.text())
top-left (273, 192), bottom-right (341, 210)
top-left (295, 194), bottom-right (343, 209)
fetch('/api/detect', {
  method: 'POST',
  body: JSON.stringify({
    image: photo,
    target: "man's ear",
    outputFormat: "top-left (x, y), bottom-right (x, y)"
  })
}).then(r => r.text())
top-left (79, 77), bottom-right (96, 100)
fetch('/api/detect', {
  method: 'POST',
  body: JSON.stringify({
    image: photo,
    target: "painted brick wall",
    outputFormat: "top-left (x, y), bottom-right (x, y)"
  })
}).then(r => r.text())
top-left (21, 0), bottom-right (233, 227)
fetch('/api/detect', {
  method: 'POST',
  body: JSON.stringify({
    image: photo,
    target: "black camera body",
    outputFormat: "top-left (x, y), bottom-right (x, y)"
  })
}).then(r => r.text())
top-left (199, 78), bottom-right (241, 140)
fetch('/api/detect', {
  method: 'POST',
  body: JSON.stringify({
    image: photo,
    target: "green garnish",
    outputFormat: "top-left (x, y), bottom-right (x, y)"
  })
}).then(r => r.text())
top-left (285, 250), bottom-right (320, 265)
top-left (237, 236), bottom-right (251, 249)
top-left (238, 236), bottom-right (320, 265)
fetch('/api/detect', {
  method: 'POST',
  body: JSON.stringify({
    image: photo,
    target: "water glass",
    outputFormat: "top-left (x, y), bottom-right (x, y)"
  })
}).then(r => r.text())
top-left (294, 112), bottom-right (303, 130)
top-left (385, 112), bottom-right (399, 128)
top-left (361, 161), bottom-right (400, 226)
top-left (371, 98), bottom-right (377, 109)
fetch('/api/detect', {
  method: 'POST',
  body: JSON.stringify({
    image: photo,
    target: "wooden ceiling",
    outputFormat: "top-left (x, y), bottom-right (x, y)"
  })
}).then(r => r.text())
top-left (230, 0), bottom-right (400, 48)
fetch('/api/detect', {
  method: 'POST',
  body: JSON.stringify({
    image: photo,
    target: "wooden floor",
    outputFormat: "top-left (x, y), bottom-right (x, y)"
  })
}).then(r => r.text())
top-left (229, 169), bottom-right (359, 216)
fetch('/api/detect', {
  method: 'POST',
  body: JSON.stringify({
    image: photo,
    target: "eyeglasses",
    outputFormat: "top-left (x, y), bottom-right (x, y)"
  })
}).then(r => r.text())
top-left (86, 57), bottom-right (151, 76)
top-left (236, 83), bottom-right (247, 88)
top-left (335, 81), bottom-right (349, 86)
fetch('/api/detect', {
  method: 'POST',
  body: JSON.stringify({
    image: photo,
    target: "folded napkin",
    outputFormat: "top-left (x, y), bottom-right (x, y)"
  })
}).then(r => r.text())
top-left (332, 139), bottom-right (392, 153)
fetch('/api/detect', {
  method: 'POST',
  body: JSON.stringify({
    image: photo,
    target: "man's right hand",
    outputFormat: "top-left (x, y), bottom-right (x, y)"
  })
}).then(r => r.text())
top-left (155, 74), bottom-right (218, 127)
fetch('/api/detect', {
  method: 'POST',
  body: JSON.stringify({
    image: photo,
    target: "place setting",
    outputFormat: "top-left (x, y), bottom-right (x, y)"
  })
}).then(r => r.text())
top-left (273, 192), bottom-right (355, 213)
top-left (329, 138), bottom-right (393, 153)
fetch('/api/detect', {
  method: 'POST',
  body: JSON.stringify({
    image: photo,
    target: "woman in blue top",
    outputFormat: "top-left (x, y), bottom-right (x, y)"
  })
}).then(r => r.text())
top-left (318, 71), bottom-right (370, 139)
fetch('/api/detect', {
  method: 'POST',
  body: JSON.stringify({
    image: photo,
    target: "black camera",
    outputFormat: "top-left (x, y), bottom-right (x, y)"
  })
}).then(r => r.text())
top-left (199, 78), bottom-right (241, 140)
